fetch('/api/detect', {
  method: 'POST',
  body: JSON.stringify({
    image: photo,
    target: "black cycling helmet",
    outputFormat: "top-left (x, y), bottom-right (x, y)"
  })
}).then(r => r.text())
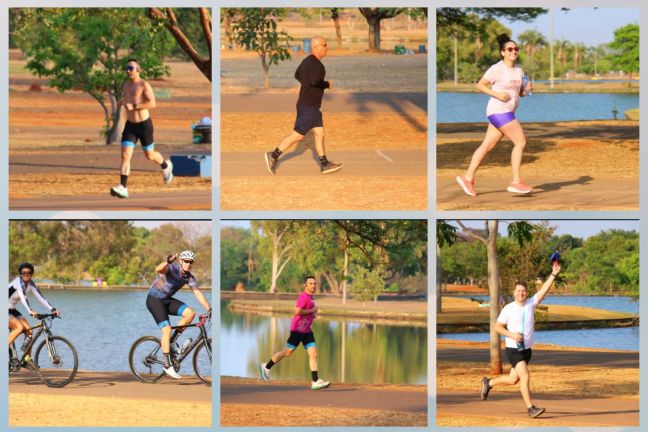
top-left (18, 262), bottom-right (35, 274)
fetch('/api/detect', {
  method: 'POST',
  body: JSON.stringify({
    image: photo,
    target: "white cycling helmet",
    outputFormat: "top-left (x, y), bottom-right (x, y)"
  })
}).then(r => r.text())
top-left (179, 250), bottom-right (196, 261)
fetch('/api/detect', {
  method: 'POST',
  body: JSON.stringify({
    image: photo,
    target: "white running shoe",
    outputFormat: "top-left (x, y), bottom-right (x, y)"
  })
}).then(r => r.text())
top-left (311, 378), bottom-right (330, 390)
top-left (110, 184), bottom-right (129, 198)
top-left (163, 365), bottom-right (181, 379)
top-left (162, 160), bottom-right (174, 184)
top-left (259, 363), bottom-right (270, 381)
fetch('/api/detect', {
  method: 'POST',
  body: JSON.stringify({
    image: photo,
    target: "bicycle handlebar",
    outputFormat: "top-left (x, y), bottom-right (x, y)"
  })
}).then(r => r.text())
top-left (34, 313), bottom-right (60, 320)
top-left (196, 310), bottom-right (212, 328)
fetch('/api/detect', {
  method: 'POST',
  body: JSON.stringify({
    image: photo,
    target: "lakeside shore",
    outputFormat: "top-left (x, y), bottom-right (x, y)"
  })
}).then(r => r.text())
top-left (437, 80), bottom-right (639, 94)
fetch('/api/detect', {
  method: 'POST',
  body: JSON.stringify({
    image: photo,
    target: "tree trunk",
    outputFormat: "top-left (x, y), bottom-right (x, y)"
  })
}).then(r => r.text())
top-left (453, 34), bottom-right (458, 87)
top-left (487, 220), bottom-right (502, 375)
top-left (342, 236), bottom-right (350, 304)
top-left (261, 55), bottom-right (270, 89)
top-left (106, 95), bottom-right (124, 145)
top-left (436, 244), bottom-right (442, 313)
top-left (367, 18), bottom-right (381, 52)
top-left (333, 17), bottom-right (343, 48)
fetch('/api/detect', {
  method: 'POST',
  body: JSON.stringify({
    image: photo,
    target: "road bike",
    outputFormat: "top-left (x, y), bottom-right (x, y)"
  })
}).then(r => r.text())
top-left (9, 313), bottom-right (78, 388)
top-left (129, 310), bottom-right (211, 385)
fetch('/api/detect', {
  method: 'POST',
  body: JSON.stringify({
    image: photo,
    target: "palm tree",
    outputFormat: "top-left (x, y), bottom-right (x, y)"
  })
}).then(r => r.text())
top-left (555, 39), bottom-right (572, 80)
top-left (572, 42), bottom-right (587, 72)
top-left (518, 29), bottom-right (547, 81)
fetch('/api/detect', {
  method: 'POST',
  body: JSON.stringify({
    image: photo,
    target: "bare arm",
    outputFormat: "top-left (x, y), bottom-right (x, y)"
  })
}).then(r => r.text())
top-left (476, 77), bottom-right (510, 102)
top-left (535, 264), bottom-right (561, 305)
top-left (495, 321), bottom-right (523, 342)
top-left (192, 288), bottom-right (211, 312)
top-left (136, 81), bottom-right (157, 109)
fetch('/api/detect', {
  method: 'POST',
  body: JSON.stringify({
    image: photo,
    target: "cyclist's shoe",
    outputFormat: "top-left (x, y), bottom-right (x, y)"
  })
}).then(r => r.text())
top-left (480, 377), bottom-right (491, 400)
top-left (162, 159), bottom-right (174, 184)
top-left (110, 184), bottom-right (129, 198)
top-left (22, 359), bottom-right (37, 371)
top-left (265, 152), bottom-right (277, 175)
top-left (163, 365), bottom-right (181, 379)
top-left (311, 378), bottom-right (330, 390)
top-left (259, 363), bottom-right (270, 381)
top-left (321, 160), bottom-right (343, 174)
top-left (528, 405), bottom-right (546, 418)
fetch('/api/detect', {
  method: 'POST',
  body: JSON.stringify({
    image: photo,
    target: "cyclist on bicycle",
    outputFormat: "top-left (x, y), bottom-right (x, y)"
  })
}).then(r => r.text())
top-left (146, 250), bottom-right (211, 379)
top-left (8, 262), bottom-right (60, 369)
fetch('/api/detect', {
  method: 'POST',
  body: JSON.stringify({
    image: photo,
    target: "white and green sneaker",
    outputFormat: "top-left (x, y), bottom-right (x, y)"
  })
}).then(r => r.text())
top-left (311, 378), bottom-right (330, 390)
top-left (162, 159), bottom-right (174, 184)
top-left (259, 363), bottom-right (270, 381)
top-left (110, 184), bottom-right (128, 198)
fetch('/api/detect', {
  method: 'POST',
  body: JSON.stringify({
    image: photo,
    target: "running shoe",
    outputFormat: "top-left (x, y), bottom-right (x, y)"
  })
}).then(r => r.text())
top-left (456, 175), bottom-right (476, 197)
top-left (480, 377), bottom-right (491, 401)
top-left (162, 159), bottom-right (174, 184)
top-left (265, 152), bottom-right (277, 175)
top-left (507, 182), bottom-right (533, 194)
top-left (321, 161), bottom-right (343, 174)
top-left (163, 365), bottom-right (181, 379)
top-left (528, 405), bottom-right (546, 418)
top-left (259, 363), bottom-right (270, 381)
top-left (311, 378), bottom-right (330, 390)
top-left (110, 184), bottom-right (129, 198)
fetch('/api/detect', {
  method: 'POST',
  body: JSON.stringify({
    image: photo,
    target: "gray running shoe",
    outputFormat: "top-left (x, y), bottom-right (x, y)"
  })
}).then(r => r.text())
top-left (110, 184), bottom-right (129, 198)
top-left (259, 363), bottom-right (270, 381)
top-left (321, 161), bottom-right (343, 174)
top-left (481, 377), bottom-right (491, 400)
top-left (162, 159), bottom-right (174, 184)
top-left (528, 405), bottom-right (546, 418)
top-left (265, 152), bottom-right (277, 174)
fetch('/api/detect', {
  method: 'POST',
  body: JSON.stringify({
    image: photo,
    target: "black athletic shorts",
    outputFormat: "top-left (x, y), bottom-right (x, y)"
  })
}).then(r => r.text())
top-left (293, 106), bottom-right (323, 135)
top-left (286, 331), bottom-right (316, 349)
top-left (505, 347), bottom-right (532, 368)
top-left (9, 308), bottom-right (23, 319)
top-left (122, 117), bottom-right (155, 150)
top-left (146, 295), bottom-right (188, 328)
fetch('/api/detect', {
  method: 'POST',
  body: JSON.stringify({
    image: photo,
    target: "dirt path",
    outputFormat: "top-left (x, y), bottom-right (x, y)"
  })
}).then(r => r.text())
top-left (9, 370), bottom-right (211, 427)
top-left (438, 390), bottom-right (638, 427)
top-left (221, 378), bottom-right (426, 414)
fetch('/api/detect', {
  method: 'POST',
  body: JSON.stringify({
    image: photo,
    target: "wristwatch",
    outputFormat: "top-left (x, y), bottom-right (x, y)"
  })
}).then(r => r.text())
top-left (133, 103), bottom-right (138, 110)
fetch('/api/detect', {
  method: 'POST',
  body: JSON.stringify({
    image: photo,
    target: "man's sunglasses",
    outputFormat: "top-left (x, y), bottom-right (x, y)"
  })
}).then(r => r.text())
top-left (21, 271), bottom-right (32, 275)
top-left (182, 260), bottom-right (194, 264)
top-left (125, 65), bottom-right (138, 71)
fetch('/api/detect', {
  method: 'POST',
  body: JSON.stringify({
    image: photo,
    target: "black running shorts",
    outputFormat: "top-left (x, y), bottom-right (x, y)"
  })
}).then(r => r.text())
top-left (146, 295), bottom-right (188, 328)
top-left (505, 347), bottom-right (532, 368)
top-left (293, 107), bottom-right (323, 135)
top-left (122, 117), bottom-right (155, 149)
top-left (286, 331), bottom-right (316, 349)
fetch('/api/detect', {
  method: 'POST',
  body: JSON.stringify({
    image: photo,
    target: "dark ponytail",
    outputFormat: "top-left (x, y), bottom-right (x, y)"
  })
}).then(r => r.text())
top-left (497, 34), bottom-right (516, 58)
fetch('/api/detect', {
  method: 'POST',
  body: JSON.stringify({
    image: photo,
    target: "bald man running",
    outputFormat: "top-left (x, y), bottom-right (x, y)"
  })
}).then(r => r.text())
top-left (265, 36), bottom-right (342, 175)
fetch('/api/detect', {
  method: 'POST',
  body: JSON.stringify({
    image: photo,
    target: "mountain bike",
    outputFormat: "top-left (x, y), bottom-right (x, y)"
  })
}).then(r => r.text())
top-left (129, 310), bottom-right (211, 385)
top-left (8, 313), bottom-right (79, 388)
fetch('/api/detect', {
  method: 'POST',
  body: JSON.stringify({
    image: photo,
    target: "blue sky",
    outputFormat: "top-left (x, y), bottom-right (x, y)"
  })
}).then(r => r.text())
top-left (502, 8), bottom-right (639, 46)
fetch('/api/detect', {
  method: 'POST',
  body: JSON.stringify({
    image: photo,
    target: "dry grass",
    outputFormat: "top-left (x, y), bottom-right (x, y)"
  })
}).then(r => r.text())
top-left (9, 393), bottom-right (211, 427)
top-left (221, 403), bottom-right (427, 427)
top-left (221, 175), bottom-right (426, 210)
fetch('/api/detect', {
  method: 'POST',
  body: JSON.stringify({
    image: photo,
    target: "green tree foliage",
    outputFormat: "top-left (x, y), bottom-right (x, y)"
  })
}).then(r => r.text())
top-left (231, 8), bottom-right (292, 89)
top-left (13, 8), bottom-right (175, 144)
top-left (349, 267), bottom-right (385, 303)
top-left (608, 23), bottom-right (639, 84)
top-left (9, 221), bottom-right (211, 286)
top-left (221, 227), bottom-right (255, 291)
top-left (358, 8), bottom-right (406, 52)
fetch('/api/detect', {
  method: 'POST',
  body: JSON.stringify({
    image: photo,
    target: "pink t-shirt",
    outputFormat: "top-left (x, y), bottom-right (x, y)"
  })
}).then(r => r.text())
top-left (482, 61), bottom-right (524, 116)
top-left (290, 292), bottom-right (315, 333)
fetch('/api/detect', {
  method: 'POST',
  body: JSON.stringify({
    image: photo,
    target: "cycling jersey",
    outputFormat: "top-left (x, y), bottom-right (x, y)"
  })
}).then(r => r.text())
top-left (8, 277), bottom-right (54, 315)
top-left (148, 263), bottom-right (197, 300)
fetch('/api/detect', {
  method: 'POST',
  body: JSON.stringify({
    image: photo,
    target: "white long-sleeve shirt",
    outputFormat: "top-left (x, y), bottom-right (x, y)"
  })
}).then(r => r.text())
top-left (8, 277), bottom-right (54, 315)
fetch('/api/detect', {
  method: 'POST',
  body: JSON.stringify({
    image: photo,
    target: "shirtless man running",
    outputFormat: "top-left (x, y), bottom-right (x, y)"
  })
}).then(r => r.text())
top-left (110, 58), bottom-right (173, 198)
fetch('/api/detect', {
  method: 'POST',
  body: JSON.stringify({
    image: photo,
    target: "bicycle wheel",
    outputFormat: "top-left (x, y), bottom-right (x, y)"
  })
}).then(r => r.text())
top-left (129, 336), bottom-right (165, 383)
top-left (34, 336), bottom-right (79, 388)
top-left (193, 337), bottom-right (212, 385)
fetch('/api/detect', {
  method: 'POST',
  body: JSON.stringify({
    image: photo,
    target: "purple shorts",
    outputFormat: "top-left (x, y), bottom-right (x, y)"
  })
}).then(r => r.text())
top-left (487, 112), bottom-right (516, 128)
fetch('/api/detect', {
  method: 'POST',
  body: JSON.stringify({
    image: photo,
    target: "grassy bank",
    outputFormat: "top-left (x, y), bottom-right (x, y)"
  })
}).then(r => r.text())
top-left (437, 80), bottom-right (638, 94)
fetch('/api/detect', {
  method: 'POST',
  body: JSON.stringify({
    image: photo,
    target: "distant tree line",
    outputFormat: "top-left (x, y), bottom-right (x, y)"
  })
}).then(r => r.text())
top-left (9, 221), bottom-right (212, 286)
top-left (221, 220), bottom-right (427, 302)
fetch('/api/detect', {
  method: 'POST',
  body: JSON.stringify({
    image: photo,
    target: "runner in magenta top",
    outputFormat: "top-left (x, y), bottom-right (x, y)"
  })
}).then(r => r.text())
top-left (456, 33), bottom-right (534, 198)
top-left (290, 291), bottom-right (316, 333)
top-left (259, 276), bottom-right (330, 390)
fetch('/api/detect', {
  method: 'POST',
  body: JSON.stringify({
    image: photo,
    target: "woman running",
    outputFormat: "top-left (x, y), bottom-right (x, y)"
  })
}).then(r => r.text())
top-left (456, 34), bottom-right (533, 197)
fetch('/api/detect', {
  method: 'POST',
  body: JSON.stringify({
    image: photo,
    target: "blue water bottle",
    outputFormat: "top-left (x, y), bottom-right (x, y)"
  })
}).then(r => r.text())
top-left (522, 74), bottom-right (532, 96)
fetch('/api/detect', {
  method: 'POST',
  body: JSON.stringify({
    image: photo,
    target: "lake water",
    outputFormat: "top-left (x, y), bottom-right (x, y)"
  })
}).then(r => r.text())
top-left (220, 301), bottom-right (427, 384)
top-left (437, 92), bottom-right (639, 123)
top-left (441, 295), bottom-right (639, 351)
top-left (18, 290), bottom-right (212, 372)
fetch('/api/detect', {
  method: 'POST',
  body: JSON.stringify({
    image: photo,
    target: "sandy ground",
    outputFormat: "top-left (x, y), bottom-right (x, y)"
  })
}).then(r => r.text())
top-left (437, 120), bottom-right (639, 210)
top-left (221, 376), bottom-right (427, 427)
top-left (437, 340), bottom-right (639, 427)
top-left (9, 59), bottom-right (212, 209)
top-left (9, 370), bottom-right (211, 427)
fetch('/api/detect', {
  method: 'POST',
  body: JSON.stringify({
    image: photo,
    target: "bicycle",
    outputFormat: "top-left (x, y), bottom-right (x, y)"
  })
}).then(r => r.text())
top-left (8, 313), bottom-right (79, 388)
top-left (129, 310), bottom-right (211, 385)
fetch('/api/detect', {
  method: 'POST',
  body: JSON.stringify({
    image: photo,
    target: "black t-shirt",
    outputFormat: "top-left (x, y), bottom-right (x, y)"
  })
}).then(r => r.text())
top-left (295, 55), bottom-right (330, 108)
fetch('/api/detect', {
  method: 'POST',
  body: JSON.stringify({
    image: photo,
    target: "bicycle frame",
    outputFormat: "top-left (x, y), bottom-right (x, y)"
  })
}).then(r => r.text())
top-left (10, 317), bottom-right (50, 364)
top-left (172, 314), bottom-right (212, 364)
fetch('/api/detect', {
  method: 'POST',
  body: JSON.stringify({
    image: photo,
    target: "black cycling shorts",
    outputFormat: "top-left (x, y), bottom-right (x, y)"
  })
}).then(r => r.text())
top-left (505, 347), bottom-right (533, 368)
top-left (122, 117), bottom-right (155, 150)
top-left (293, 107), bottom-right (323, 135)
top-left (9, 308), bottom-right (23, 319)
top-left (286, 331), bottom-right (316, 349)
top-left (146, 295), bottom-right (188, 328)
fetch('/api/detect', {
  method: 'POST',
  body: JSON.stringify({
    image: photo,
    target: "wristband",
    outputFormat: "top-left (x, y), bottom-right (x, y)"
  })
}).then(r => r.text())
top-left (167, 255), bottom-right (175, 264)
top-left (551, 273), bottom-right (558, 277)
